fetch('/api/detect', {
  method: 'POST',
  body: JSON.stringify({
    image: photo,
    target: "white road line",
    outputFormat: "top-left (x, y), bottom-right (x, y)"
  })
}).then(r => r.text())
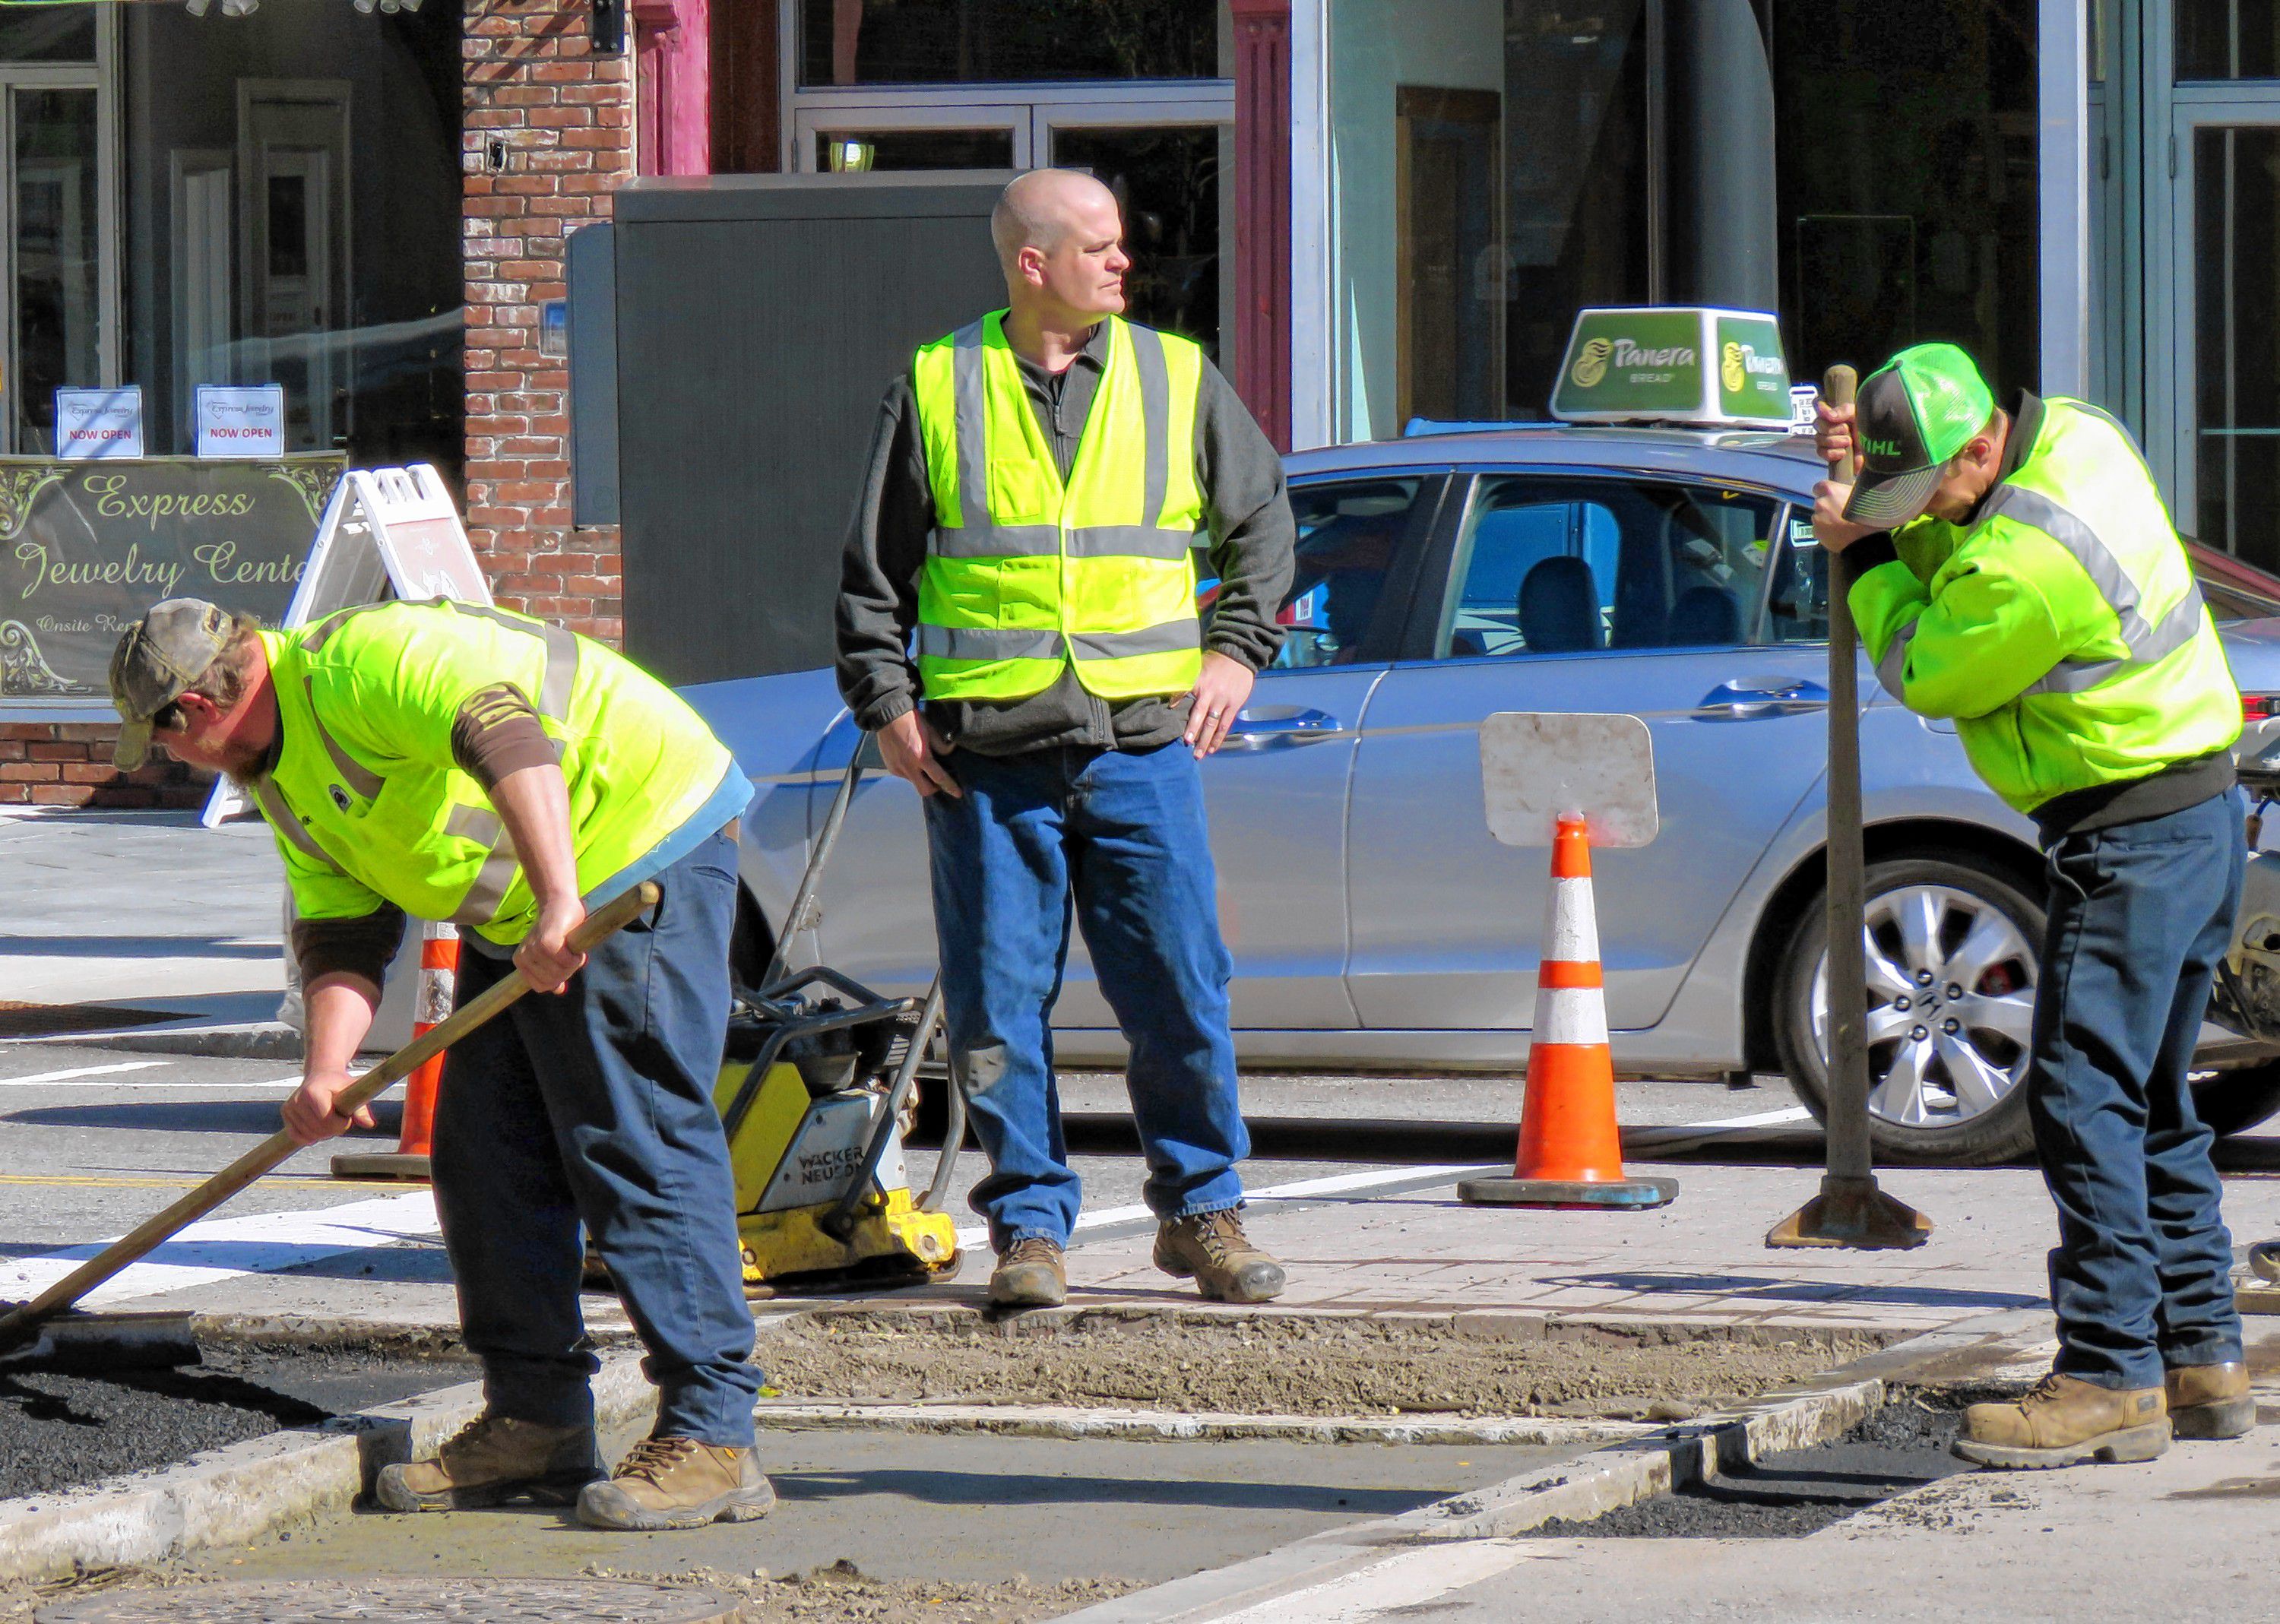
top-left (1672, 1103), bottom-right (1813, 1130)
top-left (1205, 1539), bottom-right (1538, 1623)
top-left (0, 1061), bottom-right (167, 1086)
top-left (952, 1161), bottom-right (1489, 1251)
top-left (0, 1190), bottom-right (439, 1309)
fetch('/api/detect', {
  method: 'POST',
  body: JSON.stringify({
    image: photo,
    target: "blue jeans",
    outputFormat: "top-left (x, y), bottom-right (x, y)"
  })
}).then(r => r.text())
top-left (923, 741), bottom-right (1250, 1249)
top-left (2030, 789), bottom-right (2247, 1390)
top-left (432, 828), bottom-right (758, 1447)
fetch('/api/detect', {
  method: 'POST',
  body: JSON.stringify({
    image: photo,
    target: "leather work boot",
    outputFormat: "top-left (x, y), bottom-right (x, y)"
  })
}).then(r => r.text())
top-left (1952, 1372), bottom-right (2170, 1469)
top-left (1154, 1209), bottom-right (1287, 1303)
top-left (987, 1236), bottom-right (1067, 1308)
top-left (575, 1436), bottom-right (777, 1531)
top-left (372, 1413), bottom-right (602, 1512)
top-left (2167, 1361), bottom-right (2257, 1439)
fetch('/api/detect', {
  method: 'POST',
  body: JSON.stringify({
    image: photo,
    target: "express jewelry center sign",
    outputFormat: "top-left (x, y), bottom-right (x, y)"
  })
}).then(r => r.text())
top-left (0, 454), bottom-right (344, 700)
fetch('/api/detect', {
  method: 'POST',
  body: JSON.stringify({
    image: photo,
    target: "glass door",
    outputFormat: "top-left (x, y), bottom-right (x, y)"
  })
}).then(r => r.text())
top-left (2168, 95), bottom-right (2280, 571)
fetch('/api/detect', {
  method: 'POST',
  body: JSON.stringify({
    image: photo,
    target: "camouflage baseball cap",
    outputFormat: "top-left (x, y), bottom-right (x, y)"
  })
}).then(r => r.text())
top-left (108, 599), bottom-right (235, 770)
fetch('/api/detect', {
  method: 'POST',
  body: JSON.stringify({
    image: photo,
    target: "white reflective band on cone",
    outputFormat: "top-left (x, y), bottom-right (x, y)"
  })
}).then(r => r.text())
top-left (1533, 984), bottom-right (1610, 1047)
top-left (1542, 876), bottom-right (1601, 963)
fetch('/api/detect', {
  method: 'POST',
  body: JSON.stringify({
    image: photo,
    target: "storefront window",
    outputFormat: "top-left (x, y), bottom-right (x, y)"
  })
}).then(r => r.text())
top-left (2177, 0), bottom-right (2280, 78)
top-left (0, 10), bottom-right (93, 63)
top-left (1331, 0), bottom-right (1649, 439)
top-left (11, 87), bottom-right (98, 456)
top-left (801, 0), bottom-right (1219, 86)
top-left (117, 3), bottom-right (464, 478)
top-left (1772, 1), bottom-right (2039, 396)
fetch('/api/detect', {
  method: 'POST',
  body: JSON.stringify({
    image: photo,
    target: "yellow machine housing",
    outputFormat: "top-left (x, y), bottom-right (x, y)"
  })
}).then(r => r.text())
top-left (714, 1033), bottom-right (960, 1293)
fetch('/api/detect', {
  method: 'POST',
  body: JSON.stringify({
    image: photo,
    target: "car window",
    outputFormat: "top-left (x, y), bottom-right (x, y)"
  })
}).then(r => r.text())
top-left (1433, 476), bottom-right (1782, 658)
top-left (1764, 510), bottom-right (1830, 643)
top-left (1268, 476), bottom-right (1427, 668)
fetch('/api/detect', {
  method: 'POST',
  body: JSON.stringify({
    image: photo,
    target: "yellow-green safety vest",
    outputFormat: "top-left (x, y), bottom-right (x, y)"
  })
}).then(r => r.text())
top-left (1852, 397), bottom-right (2242, 815)
top-left (910, 310), bottom-right (1207, 702)
top-left (251, 599), bottom-right (743, 945)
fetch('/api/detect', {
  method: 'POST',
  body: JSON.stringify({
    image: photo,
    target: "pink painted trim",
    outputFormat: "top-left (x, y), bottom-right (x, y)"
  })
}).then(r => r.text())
top-left (1229, 0), bottom-right (1291, 452)
top-left (635, 0), bottom-right (711, 176)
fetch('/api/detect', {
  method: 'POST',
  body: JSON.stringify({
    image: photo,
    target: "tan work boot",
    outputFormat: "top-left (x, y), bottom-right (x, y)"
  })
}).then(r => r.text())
top-left (2167, 1361), bottom-right (2256, 1439)
top-left (575, 1436), bottom-right (776, 1531)
top-left (1952, 1372), bottom-right (2170, 1469)
top-left (987, 1236), bottom-right (1067, 1307)
top-left (372, 1413), bottom-right (602, 1512)
top-left (1154, 1209), bottom-right (1286, 1303)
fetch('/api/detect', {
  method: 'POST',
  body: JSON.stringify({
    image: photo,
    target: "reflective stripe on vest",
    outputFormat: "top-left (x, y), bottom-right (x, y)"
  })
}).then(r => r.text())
top-left (1978, 483), bottom-right (2213, 696)
top-left (911, 312), bottom-right (1206, 703)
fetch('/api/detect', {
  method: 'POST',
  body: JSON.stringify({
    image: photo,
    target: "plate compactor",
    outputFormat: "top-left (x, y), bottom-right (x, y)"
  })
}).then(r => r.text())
top-left (712, 751), bottom-right (965, 1295)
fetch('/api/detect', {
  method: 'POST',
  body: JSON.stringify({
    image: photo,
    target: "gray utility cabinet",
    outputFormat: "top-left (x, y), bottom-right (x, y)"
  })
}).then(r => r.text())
top-left (609, 173), bottom-right (1012, 687)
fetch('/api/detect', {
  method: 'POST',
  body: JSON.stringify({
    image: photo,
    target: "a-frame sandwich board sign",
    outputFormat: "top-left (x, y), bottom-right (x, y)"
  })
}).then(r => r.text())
top-left (203, 464), bottom-right (492, 828)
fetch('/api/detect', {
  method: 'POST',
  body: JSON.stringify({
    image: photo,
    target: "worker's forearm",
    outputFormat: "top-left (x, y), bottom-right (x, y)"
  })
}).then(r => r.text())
top-left (489, 762), bottom-right (581, 909)
top-left (302, 974), bottom-right (379, 1078)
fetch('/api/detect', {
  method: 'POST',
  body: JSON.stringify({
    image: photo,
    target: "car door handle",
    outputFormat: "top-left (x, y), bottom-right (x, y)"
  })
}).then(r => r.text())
top-left (1694, 677), bottom-right (1829, 720)
top-left (1224, 708), bottom-right (1344, 750)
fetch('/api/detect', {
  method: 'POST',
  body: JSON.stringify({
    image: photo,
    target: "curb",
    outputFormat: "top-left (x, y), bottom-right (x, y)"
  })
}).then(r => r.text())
top-left (0, 1350), bottom-right (657, 1585)
top-left (17, 1021), bottom-right (304, 1060)
top-left (1050, 1309), bottom-right (2053, 1624)
top-left (753, 1400), bottom-right (1650, 1448)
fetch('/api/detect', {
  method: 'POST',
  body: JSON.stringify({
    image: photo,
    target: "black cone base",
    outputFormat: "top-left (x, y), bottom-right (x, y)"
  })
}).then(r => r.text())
top-left (1458, 1174), bottom-right (1677, 1210)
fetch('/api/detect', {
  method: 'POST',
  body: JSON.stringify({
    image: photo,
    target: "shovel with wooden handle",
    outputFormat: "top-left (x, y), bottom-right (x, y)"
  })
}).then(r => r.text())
top-left (1768, 366), bottom-right (1932, 1251)
top-left (0, 880), bottom-right (661, 1357)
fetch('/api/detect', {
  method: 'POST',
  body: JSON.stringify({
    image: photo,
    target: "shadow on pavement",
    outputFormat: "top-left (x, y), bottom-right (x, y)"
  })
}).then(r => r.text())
top-left (768, 1468), bottom-right (1443, 1516)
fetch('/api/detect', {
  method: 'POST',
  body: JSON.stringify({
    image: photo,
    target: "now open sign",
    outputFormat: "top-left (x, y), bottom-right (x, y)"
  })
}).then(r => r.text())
top-left (195, 385), bottom-right (287, 459)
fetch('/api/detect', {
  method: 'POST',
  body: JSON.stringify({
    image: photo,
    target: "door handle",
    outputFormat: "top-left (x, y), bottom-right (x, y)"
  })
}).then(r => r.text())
top-left (1224, 707), bottom-right (1343, 750)
top-left (1694, 677), bottom-right (1829, 720)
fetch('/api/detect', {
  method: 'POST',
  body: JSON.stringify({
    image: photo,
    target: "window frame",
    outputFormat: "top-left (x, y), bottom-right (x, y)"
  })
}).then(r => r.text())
top-left (1395, 465), bottom-right (1800, 663)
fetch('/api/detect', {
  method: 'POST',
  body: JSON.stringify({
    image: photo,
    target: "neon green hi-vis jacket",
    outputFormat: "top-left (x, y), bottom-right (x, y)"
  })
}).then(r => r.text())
top-left (249, 599), bottom-right (750, 948)
top-left (1848, 395), bottom-right (2241, 818)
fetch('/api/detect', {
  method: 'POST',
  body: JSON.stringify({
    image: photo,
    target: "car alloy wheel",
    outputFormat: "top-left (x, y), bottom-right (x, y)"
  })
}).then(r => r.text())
top-left (1809, 882), bottom-right (2039, 1130)
top-left (1774, 851), bottom-right (2046, 1164)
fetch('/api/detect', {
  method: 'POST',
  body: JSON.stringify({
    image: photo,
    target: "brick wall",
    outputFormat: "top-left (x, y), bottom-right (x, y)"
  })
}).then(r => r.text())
top-left (0, 726), bottom-right (210, 810)
top-left (464, 0), bottom-right (635, 643)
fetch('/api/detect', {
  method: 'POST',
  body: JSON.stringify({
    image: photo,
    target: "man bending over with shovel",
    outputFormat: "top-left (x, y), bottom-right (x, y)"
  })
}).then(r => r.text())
top-left (107, 597), bottom-right (768, 1529)
top-left (1814, 347), bottom-right (2249, 1468)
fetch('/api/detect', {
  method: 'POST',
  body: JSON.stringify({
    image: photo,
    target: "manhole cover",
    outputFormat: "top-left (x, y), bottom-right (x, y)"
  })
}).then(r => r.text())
top-left (0, 1000), bottom-right (182, 1038)
top-left (37, 1578), bottom-right (741, 1624)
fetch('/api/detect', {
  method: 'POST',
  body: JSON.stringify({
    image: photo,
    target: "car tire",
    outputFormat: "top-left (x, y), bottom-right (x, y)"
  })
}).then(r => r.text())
top-left (2193, 1061), bottom-right (2280, 1139)
top-left (1775, 850), bottom-right (2044, 1167)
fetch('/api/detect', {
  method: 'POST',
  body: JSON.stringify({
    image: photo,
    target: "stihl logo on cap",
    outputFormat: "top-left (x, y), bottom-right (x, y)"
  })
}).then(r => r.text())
top-left (1863, 438), bottom-right (1903, 458)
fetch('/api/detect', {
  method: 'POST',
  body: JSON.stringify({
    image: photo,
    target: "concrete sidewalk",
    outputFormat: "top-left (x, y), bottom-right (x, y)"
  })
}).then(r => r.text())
top-left (0, 809), bottom-right (287, 1032)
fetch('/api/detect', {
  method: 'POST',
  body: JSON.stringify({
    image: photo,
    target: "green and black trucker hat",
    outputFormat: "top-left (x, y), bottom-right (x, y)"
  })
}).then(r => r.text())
top-left (108, 598), bottom-right (234, 771)
top-left (1841, 342), bottom-right (1997, 530)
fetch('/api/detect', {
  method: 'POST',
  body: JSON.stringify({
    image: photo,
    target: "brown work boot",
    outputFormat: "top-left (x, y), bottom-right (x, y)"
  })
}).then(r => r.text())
top-left (372, 1413), bottom-right (602, 1512)
top-left (575, 1436), bottom-right (777, 1531)
top-left (987, 1236), bottom-right (1067, 1307)
top-left (1154, 1208), bottom-right (1286, 1303)
top-left (1952, 1372), bottom-right (2170, 1469)
top-left (2167, 1361), bottom-right (2256, 1439)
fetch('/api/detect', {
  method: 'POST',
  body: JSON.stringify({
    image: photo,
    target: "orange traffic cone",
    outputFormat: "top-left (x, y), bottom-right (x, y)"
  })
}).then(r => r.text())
top-left (331, 921), bottom-right (458, 1182)
top-left (1459, 817), bottom-right (1677, 1211)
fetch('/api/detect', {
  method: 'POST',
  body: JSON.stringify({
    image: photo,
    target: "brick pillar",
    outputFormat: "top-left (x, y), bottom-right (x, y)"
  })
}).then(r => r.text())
top-left (1230, 0), bottom-right (1292, 454)
top-left (465, 0), bottom-right (636, 643)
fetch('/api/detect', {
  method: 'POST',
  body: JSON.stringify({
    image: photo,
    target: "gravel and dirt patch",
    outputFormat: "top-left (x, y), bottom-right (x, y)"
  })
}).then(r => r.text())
top-left (581, 1562), bottom-right (1141, 1624)
top-left (761, 1311), bottom-right (1883, 1420)
top-left (1526, 1390), bottom-right (1979, 1539)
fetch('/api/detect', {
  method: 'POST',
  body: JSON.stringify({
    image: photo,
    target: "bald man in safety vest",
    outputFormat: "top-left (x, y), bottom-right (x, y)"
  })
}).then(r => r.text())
top-left (836, 169), bottom-right (1297, 1309)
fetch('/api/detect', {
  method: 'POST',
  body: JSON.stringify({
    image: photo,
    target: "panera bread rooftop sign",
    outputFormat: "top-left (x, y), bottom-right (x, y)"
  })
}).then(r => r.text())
top-left (0, 454), bottom-right (344, 701)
